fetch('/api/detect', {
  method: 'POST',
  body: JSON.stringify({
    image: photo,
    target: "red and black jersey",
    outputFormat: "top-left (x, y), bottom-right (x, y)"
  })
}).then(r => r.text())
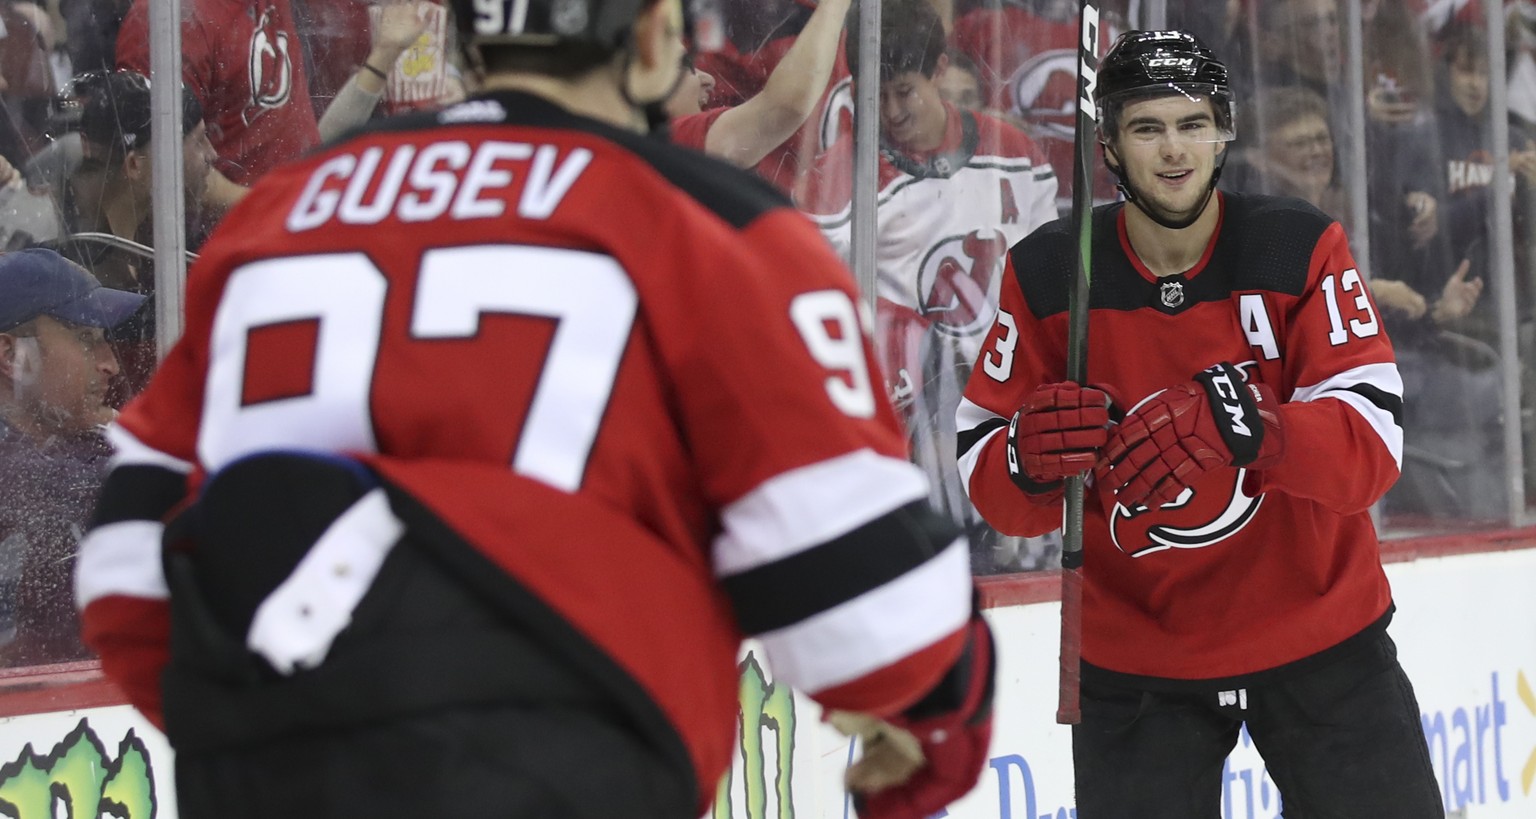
top-left (959, 193), bottom-right (1405, 684)
top-left (76, 92), bottom-right (975, 813)
top-left (117, 0), bottom-right (321, 185)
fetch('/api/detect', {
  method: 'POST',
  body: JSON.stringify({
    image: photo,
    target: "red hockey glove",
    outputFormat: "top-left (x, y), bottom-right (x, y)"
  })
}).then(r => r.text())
top-left (847, 614), bottom-right (995, 819)
top-left (1006, 382), bottom-right (1118, 497)
top-left (1098, 362), bottom-right (1284, 510)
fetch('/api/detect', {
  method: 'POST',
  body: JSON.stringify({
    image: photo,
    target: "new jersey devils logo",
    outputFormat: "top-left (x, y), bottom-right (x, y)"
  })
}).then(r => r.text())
top-left (916, 230), bottom-right (1009, 338)
top-left (1107, 469), bottom-right (1263, 557)
top-left (1009, 49), bottom-right (1079, 144)
top-left (245, 6), bottom-right (294, 125)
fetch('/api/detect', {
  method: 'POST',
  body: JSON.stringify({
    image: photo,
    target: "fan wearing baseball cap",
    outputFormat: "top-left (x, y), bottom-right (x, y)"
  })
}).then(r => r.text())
top-left (0, 247), bottom-right (145, 666)
top-left (0, 248), bottom-right (144, 440)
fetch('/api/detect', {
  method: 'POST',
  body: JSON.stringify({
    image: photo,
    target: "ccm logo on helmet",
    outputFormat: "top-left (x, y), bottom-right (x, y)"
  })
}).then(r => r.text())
top-left (1205, 365), bottom-right (1252, 437)
top-left (1147, 57), bottom-right (1195, 68)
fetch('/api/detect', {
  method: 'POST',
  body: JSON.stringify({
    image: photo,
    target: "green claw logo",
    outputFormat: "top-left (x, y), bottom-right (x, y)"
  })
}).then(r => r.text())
top-left (714, 652), bottom-right (796, 819)
top-left (0, 719), bottom-right (157, 818)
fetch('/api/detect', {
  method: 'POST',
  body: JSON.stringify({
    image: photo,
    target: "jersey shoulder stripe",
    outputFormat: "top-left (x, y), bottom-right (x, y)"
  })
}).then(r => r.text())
top-left (324, 91), bottom-right (792, 230)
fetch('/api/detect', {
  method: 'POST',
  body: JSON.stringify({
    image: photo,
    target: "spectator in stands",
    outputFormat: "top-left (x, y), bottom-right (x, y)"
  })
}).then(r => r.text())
top-left (937, 48), bottom-right (982, 111)
top-left (1362, 0), bottom-right (1446, 305)
top-left (1224, 86), bottom-right (1349, 224)
top-left (314, 0), bottom-right (440, 140)
top-left (60, 0), bottom-right (130, 75)
top-left (1431, 21), bottom-right (1536, 344)
top-left (0, 0), bottom-right (62, 162)
top-left (0, 247), bottom-right (141, 666)
top-left (799, 0), bottom-right (1059, 572)
top-left (45, 70), bottom-right (214, 402)
top-left (665, 0), bottom-right (850, 169)
top-left (115, 0), bottom-right (316, 204)
top-left (949, 0), bottom-right (1128, 205)
top-left (690, 0), bottom-right (853, 191)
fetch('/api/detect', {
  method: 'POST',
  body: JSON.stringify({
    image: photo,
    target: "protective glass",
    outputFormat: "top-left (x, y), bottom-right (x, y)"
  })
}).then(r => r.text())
top-left (1098, 83), bottom-right (1237, 145)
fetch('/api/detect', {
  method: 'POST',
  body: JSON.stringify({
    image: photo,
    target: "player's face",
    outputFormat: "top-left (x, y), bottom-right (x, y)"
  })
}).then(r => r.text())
top-left (879, 69), bottom-right (948, 152)
top-left (4, 316), bottom-right (119, 435)
top-left (1112, 94), bottom-right (1227, 224)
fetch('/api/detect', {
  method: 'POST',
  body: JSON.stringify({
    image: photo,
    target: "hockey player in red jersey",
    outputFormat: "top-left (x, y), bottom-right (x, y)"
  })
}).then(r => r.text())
top-left (958, 31), bottom-right (1444, 817)
top-left (73, 1), bottom-right (996, 817)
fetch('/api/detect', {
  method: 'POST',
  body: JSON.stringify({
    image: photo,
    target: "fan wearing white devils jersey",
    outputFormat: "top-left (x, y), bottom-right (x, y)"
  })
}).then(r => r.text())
top-left (798, 0), bottom-right (1058, 571)
top-left (957, 31), bottom-right (1444, 817)
top-left (72, 2), bottom-right (996, 818)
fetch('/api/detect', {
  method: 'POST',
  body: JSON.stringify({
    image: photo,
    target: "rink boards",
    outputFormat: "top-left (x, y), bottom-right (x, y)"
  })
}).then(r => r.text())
top-left (0, 543), bottom-right (1532, 819)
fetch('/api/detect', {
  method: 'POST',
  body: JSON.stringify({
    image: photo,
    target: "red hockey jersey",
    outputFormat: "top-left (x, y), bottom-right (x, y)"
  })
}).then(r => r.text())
top-left (74, 92), bottom-right (974, 811)
top-left (959, 193), bottom-right (1404, 682)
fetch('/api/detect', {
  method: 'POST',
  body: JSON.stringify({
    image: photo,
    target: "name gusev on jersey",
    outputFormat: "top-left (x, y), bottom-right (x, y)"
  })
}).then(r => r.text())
top-left (959, 195), bottom-right (1406, 686)
top-left (74, 92), bottom-right (974, 812)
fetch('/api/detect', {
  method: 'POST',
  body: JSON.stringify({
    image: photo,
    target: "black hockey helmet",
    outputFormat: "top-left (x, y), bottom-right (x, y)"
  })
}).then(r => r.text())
top-left (451, 0), bottom-right (722, 54)
top-left (1095, 30), bottom-right (1235, 143)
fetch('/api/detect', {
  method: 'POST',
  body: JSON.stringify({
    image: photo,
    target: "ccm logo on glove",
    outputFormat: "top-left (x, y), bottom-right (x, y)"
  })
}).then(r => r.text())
top-left (1098, 362), bottom-right (1284, 509)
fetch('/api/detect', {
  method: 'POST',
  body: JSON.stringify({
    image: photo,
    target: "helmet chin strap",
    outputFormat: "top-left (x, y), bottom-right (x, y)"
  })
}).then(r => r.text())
top-left (1106, 146), bottom-right (1228, 230)
top-left (619, 45), bottom-right (688, 137)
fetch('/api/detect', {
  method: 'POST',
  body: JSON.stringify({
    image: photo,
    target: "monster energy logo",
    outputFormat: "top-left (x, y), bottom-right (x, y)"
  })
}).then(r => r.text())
top-left (0, 718), bottom-right (157, 818)
top-left (714, 652), bottom-right (797, 819)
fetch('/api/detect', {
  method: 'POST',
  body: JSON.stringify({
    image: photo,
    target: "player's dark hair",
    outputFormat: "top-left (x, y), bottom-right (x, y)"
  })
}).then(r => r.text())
top-left (845, 0), bottom-right (946, 81)
top-left (476, 42), bottom-right (619, 79)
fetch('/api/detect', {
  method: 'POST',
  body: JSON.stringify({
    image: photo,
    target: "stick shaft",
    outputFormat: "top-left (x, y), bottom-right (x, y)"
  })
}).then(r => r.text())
top-left (1058, 0), bottom-right (1100, 727)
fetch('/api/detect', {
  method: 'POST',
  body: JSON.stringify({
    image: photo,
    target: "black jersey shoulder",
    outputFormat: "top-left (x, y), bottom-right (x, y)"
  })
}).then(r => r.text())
top-left (328, 91), bottom-right (790, 230)
top-left (1008, 204), bottom-right (1119, 320)
top-left (1010, 195), bottom-right (1336, 320)
top-left (1214, 192), bottom-right (1336, 297)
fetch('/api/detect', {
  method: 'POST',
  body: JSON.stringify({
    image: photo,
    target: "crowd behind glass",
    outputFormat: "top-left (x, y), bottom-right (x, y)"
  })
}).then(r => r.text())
top-left (0, 0), bottom-right (1529, 669)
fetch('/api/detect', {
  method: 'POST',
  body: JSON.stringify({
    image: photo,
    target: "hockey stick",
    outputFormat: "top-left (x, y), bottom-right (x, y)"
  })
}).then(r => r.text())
top-left (1057, 0), bottom-right (1101, 726)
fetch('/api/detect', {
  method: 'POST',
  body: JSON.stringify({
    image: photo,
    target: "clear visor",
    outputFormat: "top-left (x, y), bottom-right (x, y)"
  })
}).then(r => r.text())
top-left (1099, 84), bottom-right (1237, 145)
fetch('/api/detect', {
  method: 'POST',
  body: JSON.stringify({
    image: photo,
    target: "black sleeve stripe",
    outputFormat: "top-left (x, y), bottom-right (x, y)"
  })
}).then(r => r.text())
top-left (90, 465), bottom-right (188, 527)
top-left (722, 501), bottom-right (962, 636)
top-left (957, 417), bottom-right (1009, 459)
top-left (1342, 383), bottom-right (1405, 428)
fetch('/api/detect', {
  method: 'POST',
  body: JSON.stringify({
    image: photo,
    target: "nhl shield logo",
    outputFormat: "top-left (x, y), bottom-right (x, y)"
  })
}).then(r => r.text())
top-left (1160, 280), bottom-right (1185, 309)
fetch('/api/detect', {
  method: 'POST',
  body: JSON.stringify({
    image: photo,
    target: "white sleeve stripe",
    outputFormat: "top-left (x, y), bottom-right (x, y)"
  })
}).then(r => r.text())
top-left (956, 396), bottom-right (1009, 500)
top-left (958, 427), bottom-right (1004, 500)
top-left (714, 449), bottom-right (930, 577)
top-left (75, 520), bottom-right (169, 608)
top-left (755, 538), bottom-right (971, 694)
top-left (1314, 389), bottom-right (1404, 468)
top-left (1292, 362), bottom-right (1404, 467)
top-left (107, 424), bottom-right (194, 473)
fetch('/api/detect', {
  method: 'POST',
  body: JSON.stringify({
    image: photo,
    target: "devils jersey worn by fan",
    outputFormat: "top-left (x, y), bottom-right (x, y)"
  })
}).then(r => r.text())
top-left (952, 4), bottom-right (1123, 205)
top-left (960, 193), bottom-right (1405, 683)
top-left (117, 0), bottom-right (321, 185)
top-left (800, 104), bottom-right (1056, 549)
top-left (75, 92), bottom-right (975, 813)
